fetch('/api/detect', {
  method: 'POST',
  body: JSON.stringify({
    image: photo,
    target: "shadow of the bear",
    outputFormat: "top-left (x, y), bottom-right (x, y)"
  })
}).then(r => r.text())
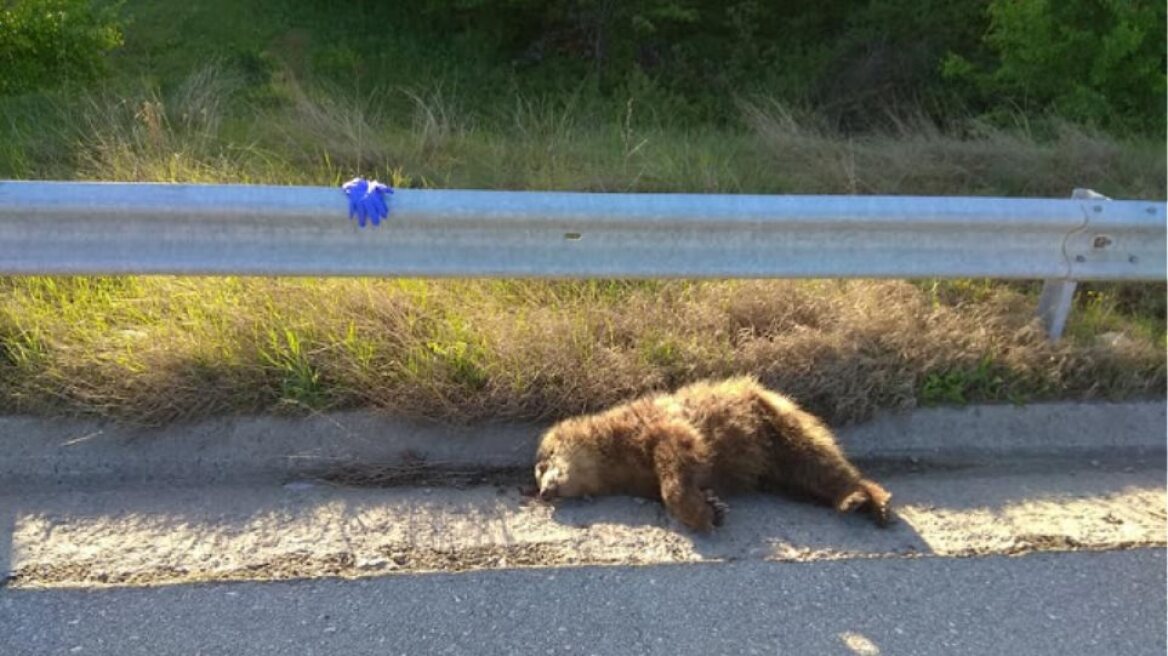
top-left (546, 490), bottom-right (932, 562)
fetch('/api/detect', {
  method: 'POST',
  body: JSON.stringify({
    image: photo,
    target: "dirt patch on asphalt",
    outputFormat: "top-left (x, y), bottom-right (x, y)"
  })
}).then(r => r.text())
top-left (4, 465), bottom-right (1164, 589)
top-left (312, 461), bottom-right (532, 489)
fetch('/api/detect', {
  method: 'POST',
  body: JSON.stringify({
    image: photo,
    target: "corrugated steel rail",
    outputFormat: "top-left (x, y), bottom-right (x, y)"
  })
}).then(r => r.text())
top-left (1, 180), bottom-right (1163, 337)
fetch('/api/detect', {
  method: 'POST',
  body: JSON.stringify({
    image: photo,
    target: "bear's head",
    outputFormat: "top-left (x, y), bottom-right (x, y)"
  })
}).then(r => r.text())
top-left (534, 419), bottom-right (605, 501)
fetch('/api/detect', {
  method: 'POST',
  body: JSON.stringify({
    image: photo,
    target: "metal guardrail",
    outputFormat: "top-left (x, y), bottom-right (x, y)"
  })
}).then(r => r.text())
top-left (0, 180), bottom-right (1164, 338)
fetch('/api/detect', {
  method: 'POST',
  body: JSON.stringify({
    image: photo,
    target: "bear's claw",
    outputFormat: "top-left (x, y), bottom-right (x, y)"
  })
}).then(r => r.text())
top-left (704, 489), bottom-right (729, 527)
top-left (871, 500), bottom-right (892, 527)
top-left (860, 480), bottom-right (893, 528)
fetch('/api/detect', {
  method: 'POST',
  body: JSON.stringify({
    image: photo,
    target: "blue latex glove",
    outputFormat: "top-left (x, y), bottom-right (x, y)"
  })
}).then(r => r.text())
top-left (342, 177), bottom-right (394, 227)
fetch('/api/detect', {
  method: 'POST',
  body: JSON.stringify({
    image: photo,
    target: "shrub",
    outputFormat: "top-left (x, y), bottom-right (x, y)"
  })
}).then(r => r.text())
top-left (0, 0), bottom-right (123, 95)
top-left (944, 0), bottom-right (1166, 133)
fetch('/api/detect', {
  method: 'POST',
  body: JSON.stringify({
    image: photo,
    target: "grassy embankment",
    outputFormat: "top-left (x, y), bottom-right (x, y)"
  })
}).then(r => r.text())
top-left (0, 0), bottom-right (1163, 426)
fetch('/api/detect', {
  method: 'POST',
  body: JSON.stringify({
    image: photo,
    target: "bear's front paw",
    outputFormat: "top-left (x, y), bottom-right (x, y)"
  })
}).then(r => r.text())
top-left (704, 489), bottom-right (729, 527)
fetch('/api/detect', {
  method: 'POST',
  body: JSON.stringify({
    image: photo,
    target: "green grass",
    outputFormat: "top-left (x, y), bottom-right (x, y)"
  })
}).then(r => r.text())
top-left (1, 277), bottom-right (1163, 426)
top-left (0, 0), bottom-right (1163, 426)
top-left (4, 70), bottom-right (1165, 197)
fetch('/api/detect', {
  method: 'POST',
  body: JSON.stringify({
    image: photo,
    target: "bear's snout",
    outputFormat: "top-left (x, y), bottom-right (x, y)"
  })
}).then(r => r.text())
top-left (535, 462), bottom-right (562, 501)
top-left (537, 481), bottom-right (559, 501)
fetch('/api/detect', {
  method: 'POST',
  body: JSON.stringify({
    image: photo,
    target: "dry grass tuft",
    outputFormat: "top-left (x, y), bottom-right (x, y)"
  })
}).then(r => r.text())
top-left (70, 64), bottom-right (252, 183)
top-left (1, 278), bottom-right (1162, 427)
top-left (741, 99), bottom-right (1167, 198)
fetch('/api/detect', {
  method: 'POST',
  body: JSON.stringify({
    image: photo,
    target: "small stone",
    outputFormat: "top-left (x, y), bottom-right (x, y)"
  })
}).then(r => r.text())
top-left (356, 557), bottom-right (388, 570)
top-left (1095, 332), bottom-right (1132, 348)
top-left (324, 626), bottom-right (337, 634)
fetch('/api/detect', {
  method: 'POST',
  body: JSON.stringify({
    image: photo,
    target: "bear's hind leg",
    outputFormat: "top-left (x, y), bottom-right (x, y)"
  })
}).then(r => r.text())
top-left (836, 479), bottom-right (893, 527)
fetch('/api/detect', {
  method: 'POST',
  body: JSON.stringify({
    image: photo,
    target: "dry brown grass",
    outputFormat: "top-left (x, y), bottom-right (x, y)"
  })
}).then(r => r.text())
top-left (18, 70), bottom-right (1161, 199)
top-left (740, 100), bottom-right (1167, 198)
top-left (1, 277), bottom-right (1162, 427)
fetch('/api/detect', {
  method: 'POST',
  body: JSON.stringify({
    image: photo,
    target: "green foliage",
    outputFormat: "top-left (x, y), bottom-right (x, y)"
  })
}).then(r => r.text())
top-left (2, 0), bottom-right (1164, 135)
top-left (393, 0), bottom-right (1167, 132)
top-left (259, 327), bottom-right (326, 408)
top-left (814, 0), bottom-right (988, 126)
top-left (945, 0), bottom-right (1166, 132)
top-left (413, 313), bottom-right (491, 390)
top-left (0, 0), bottom-right (124, 94)
top-left (920, 355), bottom-right (1012, 406)
top-left (1065, 283), bottom-right (1168, 345)
top-left (409, 1), bottom-right (863, 110)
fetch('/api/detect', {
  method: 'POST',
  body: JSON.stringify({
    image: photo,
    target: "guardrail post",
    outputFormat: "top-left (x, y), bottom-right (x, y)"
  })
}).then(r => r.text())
top-left (1037, 280), bottom-right (1077, 340)
top-left (1036, 189), bottom-right (1115, 340)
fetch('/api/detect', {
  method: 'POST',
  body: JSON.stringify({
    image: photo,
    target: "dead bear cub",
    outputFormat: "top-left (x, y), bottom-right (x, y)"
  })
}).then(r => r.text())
top-left (534, 376), bottom-right (891, 532)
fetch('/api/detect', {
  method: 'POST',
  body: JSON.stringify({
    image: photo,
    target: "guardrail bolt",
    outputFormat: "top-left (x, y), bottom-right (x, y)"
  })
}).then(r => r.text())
top-left (1129, 255), bottom-right (1139, 264)
top-left (1092, 235), bottom-right (1112, 249)
top-left (1074, 255), bottom-right (1086, 263)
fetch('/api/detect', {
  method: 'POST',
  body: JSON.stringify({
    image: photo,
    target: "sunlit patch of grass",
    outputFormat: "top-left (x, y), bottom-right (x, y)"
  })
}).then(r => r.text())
top-left (1065, 284), bottom-right (1168, 347)
top-left (0, 275), bottom-right (1162, 426)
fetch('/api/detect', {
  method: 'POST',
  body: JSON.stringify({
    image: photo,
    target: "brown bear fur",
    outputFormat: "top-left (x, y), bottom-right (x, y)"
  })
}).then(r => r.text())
top-left (534, 376), bottom-right (891, 532)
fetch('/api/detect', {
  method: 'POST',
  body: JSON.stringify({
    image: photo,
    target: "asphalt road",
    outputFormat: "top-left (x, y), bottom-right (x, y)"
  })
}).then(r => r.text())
top-left (3, 549), bottom-right (1163, 656)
